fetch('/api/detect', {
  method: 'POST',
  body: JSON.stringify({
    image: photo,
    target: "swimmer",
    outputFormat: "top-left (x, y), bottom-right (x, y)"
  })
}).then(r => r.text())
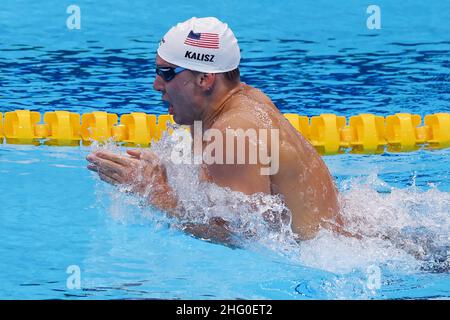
top-left (87, 17), bottom-right (349, 244)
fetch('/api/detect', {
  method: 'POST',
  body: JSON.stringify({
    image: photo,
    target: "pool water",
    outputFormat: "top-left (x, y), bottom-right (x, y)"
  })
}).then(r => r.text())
top-left (0, 0), bottom-right (449, 299)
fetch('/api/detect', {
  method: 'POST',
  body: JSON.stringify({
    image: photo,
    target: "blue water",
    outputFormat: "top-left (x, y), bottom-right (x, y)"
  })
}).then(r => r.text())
top-left (1, 0), bottom-right (449, 299)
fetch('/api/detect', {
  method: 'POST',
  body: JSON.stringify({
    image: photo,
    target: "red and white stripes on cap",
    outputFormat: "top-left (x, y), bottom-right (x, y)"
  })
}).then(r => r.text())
top-left (184, 31), bottom-right (220, 49)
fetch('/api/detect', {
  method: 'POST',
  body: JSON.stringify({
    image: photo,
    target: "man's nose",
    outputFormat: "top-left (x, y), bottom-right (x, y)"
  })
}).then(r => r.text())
top-left (153, 75), bottom-right (165, 91)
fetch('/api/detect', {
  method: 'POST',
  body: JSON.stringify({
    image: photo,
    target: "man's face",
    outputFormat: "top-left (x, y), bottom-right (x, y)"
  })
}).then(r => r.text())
top-left (153, 55), bottom-right (200, 125)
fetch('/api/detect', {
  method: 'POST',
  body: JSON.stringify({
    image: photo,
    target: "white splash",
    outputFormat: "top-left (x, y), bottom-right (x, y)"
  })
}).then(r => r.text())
top-left (92, 128), bottom-right (450, 276)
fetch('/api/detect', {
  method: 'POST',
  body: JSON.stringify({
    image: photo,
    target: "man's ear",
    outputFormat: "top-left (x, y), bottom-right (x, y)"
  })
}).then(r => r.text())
top-left (196, 73), bottom-right (216, 92)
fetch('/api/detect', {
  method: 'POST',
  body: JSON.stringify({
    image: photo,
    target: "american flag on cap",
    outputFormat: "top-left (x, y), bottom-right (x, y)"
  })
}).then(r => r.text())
top-left (184, 31), bottom-right (219, 49)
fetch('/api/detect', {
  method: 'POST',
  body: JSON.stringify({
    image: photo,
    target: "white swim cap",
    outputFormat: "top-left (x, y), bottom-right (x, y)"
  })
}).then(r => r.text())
top-left (157, 17), bottom-right (240, 73)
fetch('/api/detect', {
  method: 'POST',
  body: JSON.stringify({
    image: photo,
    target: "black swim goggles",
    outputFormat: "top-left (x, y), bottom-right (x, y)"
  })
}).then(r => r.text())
top-left (155, 66), bottom-right (187, 82)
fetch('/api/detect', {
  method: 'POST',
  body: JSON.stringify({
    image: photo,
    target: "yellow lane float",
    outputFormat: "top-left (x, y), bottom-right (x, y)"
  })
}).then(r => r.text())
top-left (0, 110), bottom-right (449, 155)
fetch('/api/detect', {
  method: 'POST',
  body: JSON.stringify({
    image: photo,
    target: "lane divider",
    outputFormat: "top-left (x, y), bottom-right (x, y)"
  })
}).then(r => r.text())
top-left (0, 110), bottom-right (449, 155)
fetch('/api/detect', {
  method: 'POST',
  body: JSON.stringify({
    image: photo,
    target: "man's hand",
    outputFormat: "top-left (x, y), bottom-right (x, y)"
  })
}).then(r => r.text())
top-left (87, 150), bottom-right (138, 186)
top-left (86, 150), bottom-right (177, 211)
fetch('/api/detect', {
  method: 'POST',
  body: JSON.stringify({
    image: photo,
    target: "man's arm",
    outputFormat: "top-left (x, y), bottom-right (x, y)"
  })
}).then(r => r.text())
top-left (184, 118), bottom-right (275, 243)
top-left (202, 116), bottom-right (272, 194)
top-left (86, 115), bottom-right (275, 245)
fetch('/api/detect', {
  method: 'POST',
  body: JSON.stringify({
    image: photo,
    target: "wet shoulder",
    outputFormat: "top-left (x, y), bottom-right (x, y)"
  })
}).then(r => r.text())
top-left (241, 84), bottom-right (277, 108)
top-left (218, 84), bottom-right (280, 129)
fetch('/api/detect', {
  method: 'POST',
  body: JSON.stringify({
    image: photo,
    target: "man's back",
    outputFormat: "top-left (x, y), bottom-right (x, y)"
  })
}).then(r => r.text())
top-left (205, 83), bottom-right (343, 240)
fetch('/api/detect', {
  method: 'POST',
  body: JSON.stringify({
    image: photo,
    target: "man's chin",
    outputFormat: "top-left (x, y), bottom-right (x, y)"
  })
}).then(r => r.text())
top-left (172, 114), bottom-right (191, 126)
